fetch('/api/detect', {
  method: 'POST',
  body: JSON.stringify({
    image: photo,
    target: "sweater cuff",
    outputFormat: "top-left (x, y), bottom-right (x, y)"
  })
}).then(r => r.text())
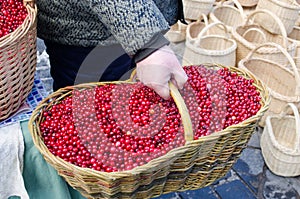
top-left (134, 32), bottom-right (170, 63)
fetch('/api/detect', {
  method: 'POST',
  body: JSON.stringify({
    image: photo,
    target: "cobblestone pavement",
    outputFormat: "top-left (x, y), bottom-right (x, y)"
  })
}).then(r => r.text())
top-left (36, 38), bottom-right (300, 199)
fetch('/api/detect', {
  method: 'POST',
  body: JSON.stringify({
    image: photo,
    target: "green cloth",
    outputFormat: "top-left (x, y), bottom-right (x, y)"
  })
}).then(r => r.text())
top-left (20, 120), bottom-right (86, 199)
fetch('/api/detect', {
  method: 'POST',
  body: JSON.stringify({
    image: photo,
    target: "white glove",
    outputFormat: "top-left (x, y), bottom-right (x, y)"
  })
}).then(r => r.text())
top-left (136, 45), bottom-right (188, 100)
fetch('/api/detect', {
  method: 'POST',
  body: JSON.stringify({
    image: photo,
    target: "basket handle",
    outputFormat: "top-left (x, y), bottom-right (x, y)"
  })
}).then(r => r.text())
top-left (245, 9), bottom-right (288, 48)
top-left (195, 22), bottom-right (230, 45)
top-left (215, 0), bottom-right (245, 18)
top-left (129, 69), bottom-right (194, 143)
top-left (242, 27), bottom-right (267, 43)
top-left (245, 42), bottom-right (300, 95)
top-left (279, 103), bottom-right (300, 151)
top-left (186, 14), bottom-right (209, 41)
top-left (23, 0), bottom-right (35, 8)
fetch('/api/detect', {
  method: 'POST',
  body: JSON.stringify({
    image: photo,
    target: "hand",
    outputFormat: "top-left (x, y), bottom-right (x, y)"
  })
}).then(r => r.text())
top-left (136, 45), bottom-right (188, 100)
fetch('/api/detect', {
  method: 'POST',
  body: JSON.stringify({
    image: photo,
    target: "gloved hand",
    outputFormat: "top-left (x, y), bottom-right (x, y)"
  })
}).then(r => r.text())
top-left (136, 45), bottom-right (188, 100)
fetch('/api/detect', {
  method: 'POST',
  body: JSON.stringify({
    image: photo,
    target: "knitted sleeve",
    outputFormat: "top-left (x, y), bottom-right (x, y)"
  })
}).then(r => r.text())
top-left (86, 0), bottom-right (171, 56)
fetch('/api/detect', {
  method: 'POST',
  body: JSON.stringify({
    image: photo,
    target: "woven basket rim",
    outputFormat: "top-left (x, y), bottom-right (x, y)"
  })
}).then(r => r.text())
top-left (266, 115), bottom-right (300, 155)
top-left (266, 0), bottom-right (300, 10)
top-left (232, 24), bottom-right (297, 53)
top-left (28, 64), bottom-right (270, 179)
top-left (185, 36), bottom-right (237, 56)
top-left (238, 57), bottom-right (300, 103)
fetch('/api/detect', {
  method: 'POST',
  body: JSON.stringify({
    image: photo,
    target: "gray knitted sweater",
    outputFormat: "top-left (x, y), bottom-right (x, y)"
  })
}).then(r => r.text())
top-left (37, 0), bottom-right (180, 56)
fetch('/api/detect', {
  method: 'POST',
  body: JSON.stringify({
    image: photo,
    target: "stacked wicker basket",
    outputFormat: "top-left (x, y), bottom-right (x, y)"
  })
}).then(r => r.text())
top-left (0, 0), bottom-right (37, 120)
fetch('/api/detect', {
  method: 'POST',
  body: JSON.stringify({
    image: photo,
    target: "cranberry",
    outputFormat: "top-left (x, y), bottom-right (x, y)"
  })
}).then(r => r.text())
top-left (0, 0), bottom-right (28, 38)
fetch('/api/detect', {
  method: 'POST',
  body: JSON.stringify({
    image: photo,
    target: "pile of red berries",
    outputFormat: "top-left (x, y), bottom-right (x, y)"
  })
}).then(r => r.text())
top-left (39, 65), bottom-right (261, 172)
top-left (0, 0), bottom-right (28, 38)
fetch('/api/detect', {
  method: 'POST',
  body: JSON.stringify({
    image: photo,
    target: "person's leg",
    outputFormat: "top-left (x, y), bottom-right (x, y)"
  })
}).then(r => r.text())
top-left (44, 40), bottom-right (135, 91)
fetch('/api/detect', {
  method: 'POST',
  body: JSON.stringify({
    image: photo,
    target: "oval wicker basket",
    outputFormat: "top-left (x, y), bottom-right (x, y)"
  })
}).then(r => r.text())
top-left (255, 0), bottom-right (300, 35)
top-left (183, 0), bottom-right (215, 20)
top-left (238, 42), bottom-right (300, 126)
top-left (183, 22), bottom-right (237, 66)
top-left (288, 25), bottom-right (300, 70)
top-left (0, 0), bottom-right (37, 120)
top-left (165, 21), bottom-right (188, 43)
top-left (208, 0), bottom-right (245, 36)
top-left (232, 9), bottom-right (297, 66)
top-left (261, 103), bottom-right (300, 177)
top-left (28, 64), bottom-right (269, 199)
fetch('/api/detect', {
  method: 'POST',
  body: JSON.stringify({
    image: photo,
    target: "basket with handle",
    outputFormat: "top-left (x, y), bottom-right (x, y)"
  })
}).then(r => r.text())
top-left (0, 0), bottom-right (37, 120)
top-left (183, 22), bottom-right (237, 66)
top-left (185, 14), bottom-right (210, 43)
top-left (165, 21), bottom-right (188, 43)
top-left (232, 9), bottom-right (297, 66)
top-left (28, 63), bottom-right (269, 199)
top-left (261, 102), bottom-right (300, 177)
top-left (183, 0), bottom-right (215, 20)
top-left (255, 0), bottom-right (300, 35)
top-left (208, 0), bottom-right (245, 36)
top-left (238, 42), bottom-right (300, 126)
top-left (288, 25), bottom-right (300, 69)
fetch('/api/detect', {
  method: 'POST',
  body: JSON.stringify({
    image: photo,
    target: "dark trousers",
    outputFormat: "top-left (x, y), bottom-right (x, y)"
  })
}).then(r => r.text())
top-left (44, 40), bottom-right (136, 91)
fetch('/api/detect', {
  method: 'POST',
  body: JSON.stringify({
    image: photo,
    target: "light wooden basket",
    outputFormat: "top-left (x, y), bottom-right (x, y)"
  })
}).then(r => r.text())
top-left (165, 21), bottom-right (188, 43)
top-left (288, 25), bottom-right (300, 69)
top-left (255, 0), bottom-right (300, 34)
top-left (183, 0), bottom-right (215, 20)
top-left (28, 64), bottom-right (269, 199)
top-left (0, 0), bottom-right (37, 120)
top-left (232, 9), bottom-right (297, 66)
top-left (261, 103), bottom-right (300, 177)
top-left (183, 22), bottom-right (237, 66)
top-left (208, 0), bottom-right (245, 36)
top-left (238, 42), bottom-right (300, 126)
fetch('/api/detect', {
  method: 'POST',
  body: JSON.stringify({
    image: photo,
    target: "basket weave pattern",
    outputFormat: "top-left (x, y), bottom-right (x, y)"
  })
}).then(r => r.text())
top-left (29, 64), bottom-right (269, 199)
top-left (0, 1), bottom-right (37, 120)
top-left (261, 103), bottom-right (300, 177)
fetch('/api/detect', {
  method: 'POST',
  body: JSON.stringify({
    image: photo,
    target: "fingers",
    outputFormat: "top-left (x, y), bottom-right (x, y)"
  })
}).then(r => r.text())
top-left (171, 67), bottom-right (188, 90)
top-left (145, 82), bottom-right (170, 100)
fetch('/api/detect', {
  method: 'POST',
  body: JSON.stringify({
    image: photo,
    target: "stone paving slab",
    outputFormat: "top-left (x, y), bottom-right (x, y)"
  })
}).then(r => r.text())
top-left (36, 38), bottom-right (300, 199)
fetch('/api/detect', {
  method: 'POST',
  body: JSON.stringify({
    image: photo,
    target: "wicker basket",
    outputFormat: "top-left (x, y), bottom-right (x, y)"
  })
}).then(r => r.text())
top-left (288, 25), bottom-right (300, 69)
top-left (232, 9), bottom-right (297, 66)
top-left (238, 42), bottom-right (300, 126)
top-left (28, 64), bottom-right (269, 199)
top-left (261, 103), bottom-right (300, 177)
top-left (185, 14), bottom-right (209, 42)
top-left (183, 0), bottom-right (215, 20)
top-left (0, 0), bottom-right (37, 121)
top-left (165, 21), bottom-right (188, 43)
top-left (208, 0), bottom-right (245, 35)
top-left (255, 0), bottom-right (300, 35)
top-left (182, 22), bottom-right (237, 66)
top-left (237, 0), bottom-right (258, 7)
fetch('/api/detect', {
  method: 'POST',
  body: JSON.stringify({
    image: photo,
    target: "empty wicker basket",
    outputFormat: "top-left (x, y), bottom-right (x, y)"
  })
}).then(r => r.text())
top-left (255, 0), bottom-right (300, 34)
top-left (209, 0), bottom-right (245, 35)
top-left (183, 0), bottom-right (215, 20)
top-left (183, 22), bottom-right (237, 66)
top-left (238, 42), bottom-right (300, 126)
top-left (261, 103), bottom-right (300, 177)
top-left (232, 9), bottom-right (297, 66)
top-left (0, 0), bottom-right (37, 120)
